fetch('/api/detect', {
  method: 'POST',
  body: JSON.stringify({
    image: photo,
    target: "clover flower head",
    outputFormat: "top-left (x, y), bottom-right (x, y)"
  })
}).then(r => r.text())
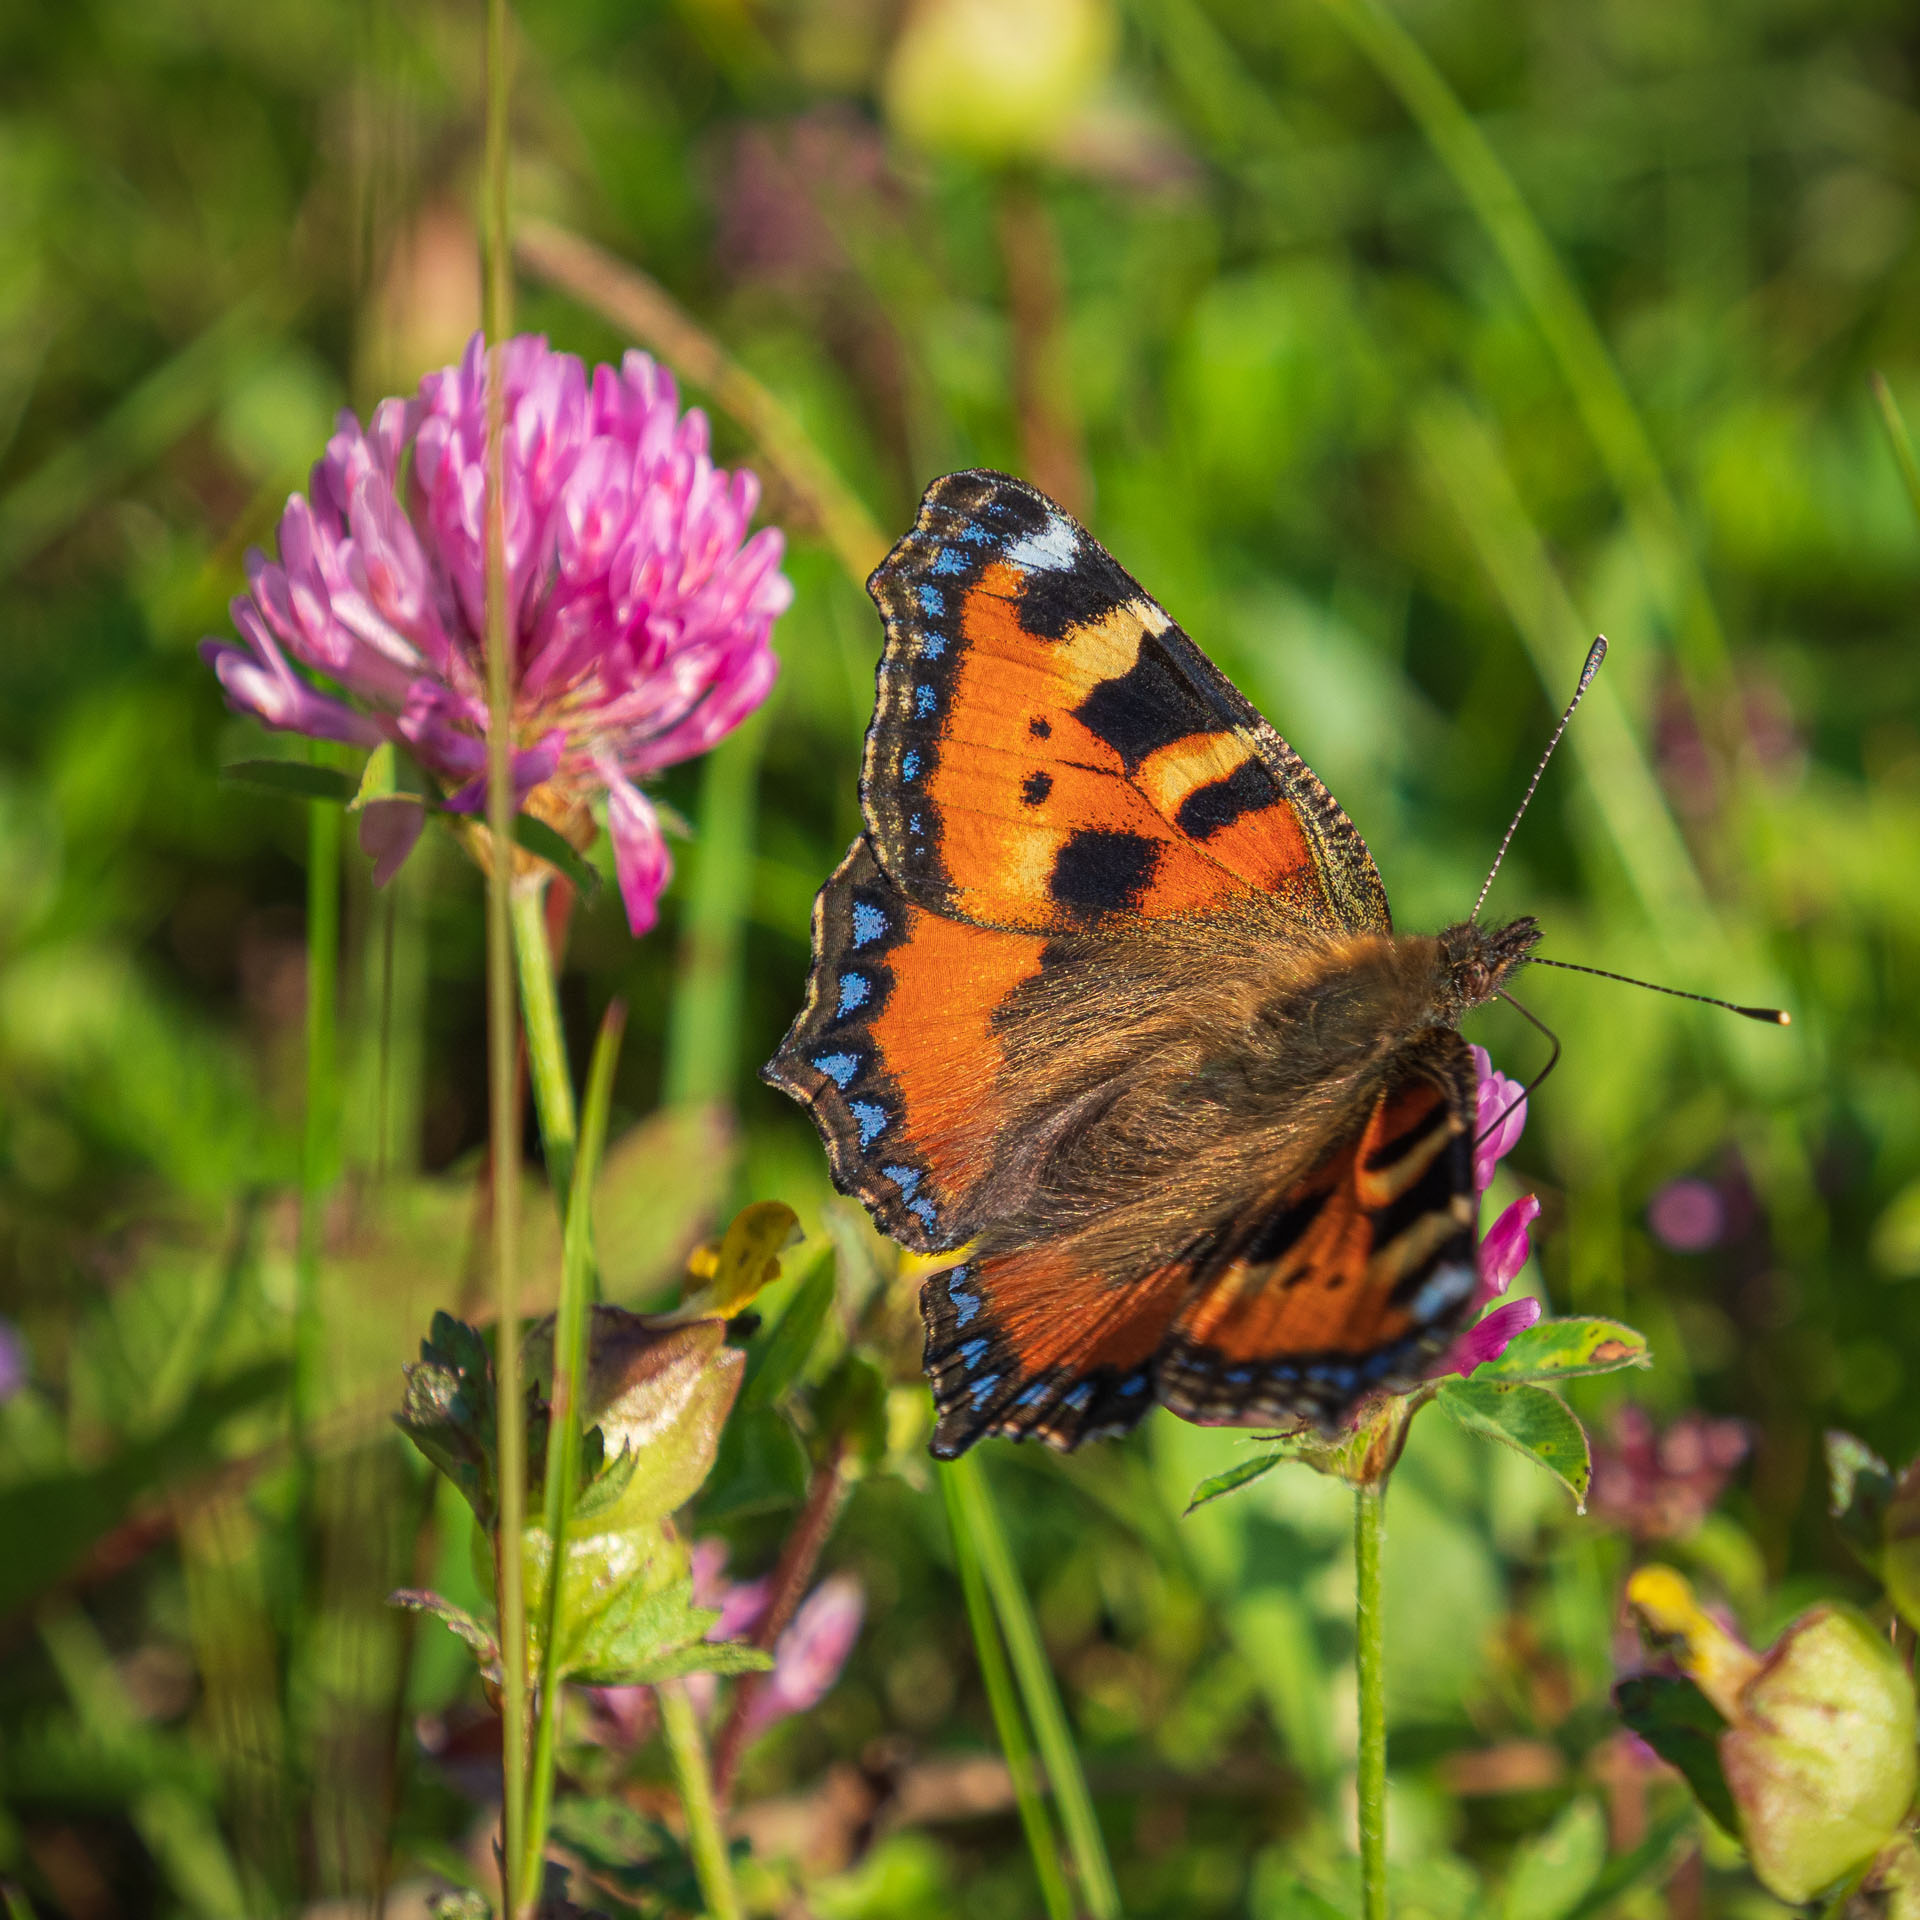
top-left (201, 333), bottom-right (791, 934)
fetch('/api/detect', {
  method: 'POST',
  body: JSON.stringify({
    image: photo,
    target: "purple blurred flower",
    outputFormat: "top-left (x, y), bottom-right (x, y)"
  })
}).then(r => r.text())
top-left (1648, 1178), bottom-right (1726, 1252)
top-left (1431, 1049), bottom-right (1541, 1381)
top-left (1590, 1405), bottom-right (1751, 1540)
top-left (0, 1319), bottom-right (27, 1401)
top-left (585, 1539), bottom-right (862, 1753)
top-left (740, 1574), bottom-right (866, 1739)
top-left (201, 333), bottom-right (790, 934)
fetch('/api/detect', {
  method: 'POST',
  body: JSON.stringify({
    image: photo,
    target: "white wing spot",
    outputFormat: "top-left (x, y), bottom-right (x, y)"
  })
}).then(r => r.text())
top-left (1005, 516), bottom-right (1078, 573)
top-left (1407, 1261), bottom-right (1475, 1321)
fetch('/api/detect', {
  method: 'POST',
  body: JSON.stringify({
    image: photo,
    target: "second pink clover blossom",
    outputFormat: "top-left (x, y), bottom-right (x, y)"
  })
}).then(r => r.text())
top-left (201, 333), bottom-right (791, 934)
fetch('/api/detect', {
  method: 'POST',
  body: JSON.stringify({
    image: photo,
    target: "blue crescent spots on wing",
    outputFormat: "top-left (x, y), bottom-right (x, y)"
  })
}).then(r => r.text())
top-left (836, 973), bottom-right (870, 1016)
top-left (930, 547), bottom-right (969, 575)
top-left (851, 901), bottom-right (888, 947)
top-left (882, 1163), bottom-right (920, 1200)
top-left (902, 749), bottom-right (921, 780)
top-left (915, 684), bottom-right (937, 719)
top-left (849, 1100), bottom-right (888, 1147)
top-left (918, 584), bottom-right (944, 617)
top-left (812, 1051), bottom-right (859, 1089)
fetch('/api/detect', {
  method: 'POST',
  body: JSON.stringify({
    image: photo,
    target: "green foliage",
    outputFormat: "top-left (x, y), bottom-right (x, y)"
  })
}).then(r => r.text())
top-left (1434, 1378), bottom-right (1593, 1506)
top-left (7, 0), bottom-right (1920, 1908)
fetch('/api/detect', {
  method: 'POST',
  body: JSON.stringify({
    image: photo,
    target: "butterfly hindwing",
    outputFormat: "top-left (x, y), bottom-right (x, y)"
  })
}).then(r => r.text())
top-left (762, 837), bottom-right (1049, 1254)
top-left (863, 470), bottom-right (1390, 938)
top-left (1160, 1028), bottom-right (1481, 1427)
top-left (921, 1246), bottom-right (1192, 1459)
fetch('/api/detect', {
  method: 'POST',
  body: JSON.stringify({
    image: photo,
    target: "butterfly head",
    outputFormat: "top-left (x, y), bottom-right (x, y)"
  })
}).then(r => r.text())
top-left (1435, 915), bottom-right (1541, 1018)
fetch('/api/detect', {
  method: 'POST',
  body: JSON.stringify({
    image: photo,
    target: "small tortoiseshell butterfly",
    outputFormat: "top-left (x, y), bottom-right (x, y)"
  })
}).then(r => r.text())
top-left (765, 470), bottom-right (1546, 1459)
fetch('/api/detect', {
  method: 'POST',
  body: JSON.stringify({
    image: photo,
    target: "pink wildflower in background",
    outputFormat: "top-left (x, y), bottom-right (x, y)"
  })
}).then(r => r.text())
top-left (202, 333), bottom-right (791, 933)
top-left (1430, 1045), bottom-right (1541, 1381)
top-left (586, 1538), bottom-right (862, 1754)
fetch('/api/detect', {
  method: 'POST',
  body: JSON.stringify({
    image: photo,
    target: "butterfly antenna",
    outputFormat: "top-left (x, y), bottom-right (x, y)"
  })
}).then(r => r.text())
top-left (1471, 637), bottom-right (1608, 922)
top-left (1474, 991), bottom-right (1561, 1149)
top-left (1528, 956), bottom-right (1790, 1024)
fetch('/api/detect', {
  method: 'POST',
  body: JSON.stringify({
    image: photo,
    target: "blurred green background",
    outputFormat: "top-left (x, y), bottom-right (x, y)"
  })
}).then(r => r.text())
top-left (3, 0), bottom-right (1920, 1912)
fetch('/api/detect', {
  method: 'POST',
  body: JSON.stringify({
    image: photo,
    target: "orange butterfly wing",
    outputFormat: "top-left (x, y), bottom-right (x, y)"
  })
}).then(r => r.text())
top-left (863, 470), bottom-right (1389, 937)
top-left (762, 838), bottom-right (1048, 1254)
top-left (1160, 1031), bottom-right (1481, 1428)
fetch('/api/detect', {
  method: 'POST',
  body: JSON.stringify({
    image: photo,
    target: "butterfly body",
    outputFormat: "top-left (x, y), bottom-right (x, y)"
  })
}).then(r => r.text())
top-left (766, 470), bottom-right (1537, 1458)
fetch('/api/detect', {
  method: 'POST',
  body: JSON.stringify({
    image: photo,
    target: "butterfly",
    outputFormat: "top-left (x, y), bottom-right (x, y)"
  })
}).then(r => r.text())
top-left (763, 470), bottom-right (1541, 1460)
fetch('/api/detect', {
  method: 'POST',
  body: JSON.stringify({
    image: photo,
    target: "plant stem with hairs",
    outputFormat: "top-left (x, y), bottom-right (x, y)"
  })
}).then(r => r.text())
top-left (1355, 1480), bottom-right (1388, 1920)
top-left (480, 0), bottom-right (527, 1906)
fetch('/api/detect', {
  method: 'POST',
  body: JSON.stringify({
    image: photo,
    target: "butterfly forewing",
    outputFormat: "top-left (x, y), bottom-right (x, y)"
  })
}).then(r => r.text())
top-left (862, 470), bottom-right (1391, 938)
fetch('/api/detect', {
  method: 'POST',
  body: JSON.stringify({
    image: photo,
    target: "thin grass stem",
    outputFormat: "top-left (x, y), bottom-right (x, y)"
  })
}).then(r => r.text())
top-left (1317, 0), bottom-right (1733, 700)
top-left (513, 220), bottom-right (888, 587)
top-left (946, 1452), bottom-right (1119, 1920)
top-left (1354, 1482), bottom-right (1388, 1920)
top-left (511, 881), bottom-right (579, 1207)
top-left (481, 0), bottom-right (526, 1906)
top-left (294, 754), bottom-right (342, 1466)
top-left (1871, 372), bottom-right (1920, 530)
top-left (523, 1000), bottom-right (626, 1890)
top-left (658, 1678), bottom-right (743, 1920)
top-left (939, 1465), bottom-right (1074, 1920)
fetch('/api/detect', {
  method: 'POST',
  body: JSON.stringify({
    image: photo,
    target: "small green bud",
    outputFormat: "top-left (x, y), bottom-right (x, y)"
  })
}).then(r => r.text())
top-left (883, 0), bottom-right (1114, 163)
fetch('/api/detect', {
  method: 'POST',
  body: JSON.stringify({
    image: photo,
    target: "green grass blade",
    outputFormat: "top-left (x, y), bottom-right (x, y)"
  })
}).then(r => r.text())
top-left (1871, 372), bottom-right (1920, 530)
top-left (946, 1452), bottom-right (1119, 1919)
top-left (1318, 0), bottom-right (1734, 697)
top-left (524, 999), bottom-right (627, 1891)
top-left (940, 1464), bottom-right (1075, 1920)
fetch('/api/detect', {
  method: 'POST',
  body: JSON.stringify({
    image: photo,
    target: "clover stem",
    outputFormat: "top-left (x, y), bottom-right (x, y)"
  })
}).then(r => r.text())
top-left (659, 1678), bottom-right (743, 1920)
top-left (1355, 1479), bottom-right (1389, 1919)
top-left (510, 879), bottom-right (579, 1212)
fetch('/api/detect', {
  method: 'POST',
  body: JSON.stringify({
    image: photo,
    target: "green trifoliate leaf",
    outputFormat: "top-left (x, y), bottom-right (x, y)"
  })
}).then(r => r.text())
top-left (1475, 1316), bottom-right (1650, 1383)
top-left (1435, 1377), bottom-right (1590, 1506)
